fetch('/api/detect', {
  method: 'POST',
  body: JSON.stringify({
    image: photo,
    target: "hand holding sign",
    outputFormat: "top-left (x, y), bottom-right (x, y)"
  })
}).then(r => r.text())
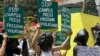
top-left (67, 29), bottom-right (72, 36)
top-left (3, 33), bottom-right (7, 40)
top-left (4, 6), bottom-right (24, 37)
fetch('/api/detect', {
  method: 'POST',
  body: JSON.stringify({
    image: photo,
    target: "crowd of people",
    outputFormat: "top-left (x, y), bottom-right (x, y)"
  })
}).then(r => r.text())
top-left (73, 23), bottom-right (100, 56)
top-left (0, 19), bottom-right (72, 56)
top-left (0, 30), bottom-right (29, 56)
top-left (0, 19), bottom-right (100, 56)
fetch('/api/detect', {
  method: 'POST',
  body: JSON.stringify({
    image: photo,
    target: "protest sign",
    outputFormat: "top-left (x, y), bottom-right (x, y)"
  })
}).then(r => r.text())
top-left (61, 7), bottom-right (71, 33)
top-left (4, 6), bottom-right (24, 38)
top-left (55, 7), bottom-right (71, 45)
top-left (38, 0), bottom-right (58, 29)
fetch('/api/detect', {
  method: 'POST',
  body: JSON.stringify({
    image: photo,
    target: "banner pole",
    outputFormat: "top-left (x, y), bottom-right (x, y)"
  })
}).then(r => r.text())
top-left (15, 0), bottom-right (18, 7)
top-left (82, 0), bottom-right (86, 13)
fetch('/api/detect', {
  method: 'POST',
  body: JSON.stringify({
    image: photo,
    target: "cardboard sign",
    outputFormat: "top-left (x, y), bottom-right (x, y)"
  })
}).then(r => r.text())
top-left (76, 46), bottom-right (100, 56)
top-left (38, 0), bottom-right (58, 29)
top-left (4, 6), bottom-right (24, 37)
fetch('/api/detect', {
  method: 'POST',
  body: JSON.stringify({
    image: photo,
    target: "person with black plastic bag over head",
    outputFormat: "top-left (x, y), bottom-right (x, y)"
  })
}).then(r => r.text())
top-left (73, 29), bottom-right (89, 56)
top-left (31, 24), bottom-right (72, 56)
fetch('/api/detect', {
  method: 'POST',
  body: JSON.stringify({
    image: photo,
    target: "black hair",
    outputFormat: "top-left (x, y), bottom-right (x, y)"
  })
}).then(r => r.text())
top-left (38, 32), bottom-right (53, 52)
top-left (74, 29), bottom-right (89, 46)
top-left (98, 32), bottom-right (100, 36)
top-left (0, 30), bottom-right (5, 47)
top-left (31, 18), bottom-right (38, 24)
top-left (0, 34), bottom-right (3, 46)
top-left (94, 23), bottom-right (100, 30)
top-left (5, 38), bottom-right (21, 55)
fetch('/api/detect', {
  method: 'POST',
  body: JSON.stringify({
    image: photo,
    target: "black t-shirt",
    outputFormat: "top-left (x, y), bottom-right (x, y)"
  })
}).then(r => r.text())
top-left (5, 38), bottom-right (21, 56)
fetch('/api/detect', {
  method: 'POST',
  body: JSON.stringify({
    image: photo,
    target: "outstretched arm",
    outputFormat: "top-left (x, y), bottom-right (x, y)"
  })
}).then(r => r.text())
top-left (31, 28), bottom-right (41, 56)
top-left (31, 23), bottom-right (41, 50)
top-left (52, 30), bottom-right (72, 51)
top-left (0, 33), bottom-right (7, 56)
top-left (52, 36), bottom-right (70, 51)
top-left (31, 29), bottom-right (40, 50)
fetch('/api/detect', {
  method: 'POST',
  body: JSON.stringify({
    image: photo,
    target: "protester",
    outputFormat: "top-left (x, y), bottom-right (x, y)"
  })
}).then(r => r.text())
top-left (91, 23), bottom-right (100, 39)
top-left (73, 29), bottom-right (89, 56)
top-left (31, 24), bottom-right (72, 56)
top-left (13, 35), bottom-right (29, 56)
top-left (95, 32), bottom-right (100, 47)
top-left (5, 38), bottom-right (21, 56)
top-left (95, 0), bottom-right (100, 16)
top-left (0, 32), bottom-right (7, 56)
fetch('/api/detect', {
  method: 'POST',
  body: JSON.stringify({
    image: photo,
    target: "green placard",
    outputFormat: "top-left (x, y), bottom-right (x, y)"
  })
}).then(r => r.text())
top-left (55, 32), bottom-right (66, 45)
top-left (55, 7), bottom-right (71, 45)
top-left (38, 0), bottom-right (58, 29)
top-left (61, 7), bottom-right (71, 33)
top-left (4, 6), bottom-right (24, 37)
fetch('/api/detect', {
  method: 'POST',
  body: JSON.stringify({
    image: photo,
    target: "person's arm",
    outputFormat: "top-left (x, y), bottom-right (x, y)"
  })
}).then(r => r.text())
top-left (52, 36), bottom-right (70, 51)
top-left (52, 30), bottom-right (72, 51)
top-left (0, 33), bottom-right (7, 56)
top-left (31, 28), bottom-right (41, 56)
top-left (31, 28), bottom-right (40, 49)
top-left (31, 23), bottom-right (41, 47)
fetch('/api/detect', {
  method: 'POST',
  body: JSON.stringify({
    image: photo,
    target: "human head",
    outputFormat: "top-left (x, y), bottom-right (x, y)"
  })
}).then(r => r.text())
top-left (95, 32), bottom-right (100, 46)
top-left (74, 29), bottom-right (89, 46)
top-left (38, 32), bottom-right (53, 52)
top-left (94, 23), bottom-right (100, 30)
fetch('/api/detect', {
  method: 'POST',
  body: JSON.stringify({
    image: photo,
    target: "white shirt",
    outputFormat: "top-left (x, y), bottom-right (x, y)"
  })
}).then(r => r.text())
top-left (18, 39), bottom-right (24, 49)
top-left (40, 51), bottom-right (52, 56)
top-left (95, 45), bottom-right (100, 47)
top-left (14, 39), bottom-right (24, 56)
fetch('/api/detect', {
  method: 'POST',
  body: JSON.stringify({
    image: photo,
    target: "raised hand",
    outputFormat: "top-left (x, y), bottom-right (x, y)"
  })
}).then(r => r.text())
top-left (2, 33), bottom-right (7, 40)
top-left (67, 29), bottom-right (72, 36)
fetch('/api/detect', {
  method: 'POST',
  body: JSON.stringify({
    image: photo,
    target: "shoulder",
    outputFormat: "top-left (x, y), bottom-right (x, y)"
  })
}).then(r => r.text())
top-left (74, 46), bottom-right (79, 50)
top-left (41, 51), bottom-right (52, 56)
